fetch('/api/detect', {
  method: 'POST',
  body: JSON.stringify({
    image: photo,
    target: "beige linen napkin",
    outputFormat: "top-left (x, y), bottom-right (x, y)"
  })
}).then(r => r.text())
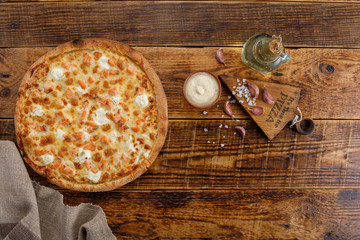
top-left (0, 140), bottom-right (116, 240)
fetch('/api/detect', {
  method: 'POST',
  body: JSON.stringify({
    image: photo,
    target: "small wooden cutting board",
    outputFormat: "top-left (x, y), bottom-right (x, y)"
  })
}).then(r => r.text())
top-left (218, 75), bottom-right (302, 140)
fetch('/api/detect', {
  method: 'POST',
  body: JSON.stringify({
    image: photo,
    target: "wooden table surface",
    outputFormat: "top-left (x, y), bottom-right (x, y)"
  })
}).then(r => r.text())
top-left (1, 1), bottom-right (360, 239)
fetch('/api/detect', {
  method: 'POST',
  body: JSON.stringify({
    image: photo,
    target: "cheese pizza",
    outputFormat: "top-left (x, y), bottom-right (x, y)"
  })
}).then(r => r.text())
top-left (15, 39), bottom-right (168, 191)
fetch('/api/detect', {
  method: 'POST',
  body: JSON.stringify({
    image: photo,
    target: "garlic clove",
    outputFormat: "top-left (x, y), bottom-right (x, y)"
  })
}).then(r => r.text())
top-left (235, 126), bottom-right (246, 143)
top-left (224, 100), bottom-right (234, 118)
top-left (246, 81), bottom-right (259, 98)
top-left (251, 107), bottom-right (264, 116)
top-left (216, 48), bottom-right (227, 66)
top-left (263, 88), bottom-right (275, 105)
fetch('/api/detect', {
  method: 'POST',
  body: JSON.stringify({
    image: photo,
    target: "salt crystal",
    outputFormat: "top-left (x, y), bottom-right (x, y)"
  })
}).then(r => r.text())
top-left (202, 111), bottom-right (208, 115)
top-left (207, 140), bottom-right (211, 143)
top-left (234, 132), bottom-right (237, 135)
top-left (236, 119), bottom-right (240, 122)
top-left (233, 86), bottom-right (236, 89)
top-left (243, 79), bottom-right (246, 83)
top-left (217, 105), bottom-right (220, 108)
top-left (228, 96), bottom-right (231, 99)
top-left (213, 141), bottom-right (215, 144)
top-left (232, 91), bottom-right (235, 95)
top-left (224, 125), bottom-right (228, 128)
top-left (220, 144), bottom-right (225, 147)
top-left (203, 128), bottom-right (208, 132)
top-left (223, 135), bottom-right (225, 138)
top-left (221, 115), bottom-right (224, 118)
top-left (230, 99), bottom-right (236, 104)
top-left (219, 124), bottom-right (223, 128)
top-left (239, 100), bottom-right (244, 103)
top-left (237, 79), bottom-right (240, 82)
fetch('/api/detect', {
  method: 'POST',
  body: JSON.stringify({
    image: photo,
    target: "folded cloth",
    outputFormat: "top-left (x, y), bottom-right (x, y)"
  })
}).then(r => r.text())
top-left (0, 141), bottom-right (116, 240)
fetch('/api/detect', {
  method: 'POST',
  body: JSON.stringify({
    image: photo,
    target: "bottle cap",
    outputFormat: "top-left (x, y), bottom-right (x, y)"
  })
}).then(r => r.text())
top-left (268, 39), bottom-right (284, 54)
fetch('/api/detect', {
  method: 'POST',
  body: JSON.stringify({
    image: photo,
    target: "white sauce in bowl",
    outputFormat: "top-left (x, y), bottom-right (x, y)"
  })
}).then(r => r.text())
top-left (184, 72), bottom-right (220, 108)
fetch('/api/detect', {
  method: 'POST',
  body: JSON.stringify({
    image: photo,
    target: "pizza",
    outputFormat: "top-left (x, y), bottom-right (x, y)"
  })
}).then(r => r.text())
top-left (15, 39), bottom-right (168, 192)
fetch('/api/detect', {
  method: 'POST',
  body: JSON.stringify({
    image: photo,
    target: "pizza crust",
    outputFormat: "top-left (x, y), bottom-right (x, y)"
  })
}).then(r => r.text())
top-left (15, 38), bottom-right (168, 192)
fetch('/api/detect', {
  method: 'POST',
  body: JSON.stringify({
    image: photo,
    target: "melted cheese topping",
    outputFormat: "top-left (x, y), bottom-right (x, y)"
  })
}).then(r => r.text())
top-left (17, 48), bottom-right (159, 185)
top-left (56, 129), bottom-right (65, 140)
top-left (135, 94), bottom-right (149, 108)
top-left (92, 108), bottom-right (110, 125)
top-left (42, 154), bottom-right (54, 165)
top-left (86, 170), bottom-right (102, 183)
top-left (75, 148), bottom-right (92, 164)
top-left (30, 105), bottom-right (44, 117)
top-left (50, 67), bottom-right (65, 81)
top-left (111, 96), bottom-right (122, 105)
top-left (98, 56), bottom-right (110, 70)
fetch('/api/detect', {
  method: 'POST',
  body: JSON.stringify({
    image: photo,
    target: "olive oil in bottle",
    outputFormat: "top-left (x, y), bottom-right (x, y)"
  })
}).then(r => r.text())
top-left (241, 33), bottom-right (290, 74)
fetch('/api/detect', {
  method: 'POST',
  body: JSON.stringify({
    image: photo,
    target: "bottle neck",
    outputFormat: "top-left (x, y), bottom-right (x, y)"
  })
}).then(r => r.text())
top-left (255, 38), bottom-right (283, 62)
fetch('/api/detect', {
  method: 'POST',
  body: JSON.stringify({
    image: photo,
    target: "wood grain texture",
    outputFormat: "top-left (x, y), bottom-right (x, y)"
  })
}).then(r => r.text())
top-left (2, 119), bottom-right (360, 190)
top-left (1, 2), bottom-right (360, 48)
top-left (59, 189), bottom-right (360, 239)
top-left (0, 1), bottom-right (359, 238)
top-left (3, 0), bottom-right (360, 2)
top-left (1, 47), bottom-right (360, 120)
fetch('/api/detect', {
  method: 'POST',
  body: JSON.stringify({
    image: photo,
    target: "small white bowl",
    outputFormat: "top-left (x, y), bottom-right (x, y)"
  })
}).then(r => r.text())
top-left (183, 71), bottom-right (222, 109)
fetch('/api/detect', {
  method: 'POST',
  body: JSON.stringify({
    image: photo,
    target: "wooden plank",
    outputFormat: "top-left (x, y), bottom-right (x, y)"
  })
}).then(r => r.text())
top-left (59, 189), bottom-right (360, 239)
top-left (1, 2), bottom-right (360, 48)
top-left (2, 119), bottom-right (360, 190)
top-left (1, 47), bottom-right (360, 120)
top-left (3, 0), bottom-right (360, 2)
top-left (2, 0), bottom-right (360, 2)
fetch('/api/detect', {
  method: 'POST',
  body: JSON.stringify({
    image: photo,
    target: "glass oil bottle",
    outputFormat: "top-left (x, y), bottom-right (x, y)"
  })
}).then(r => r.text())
top-left (241, 33), bottom-right (290, 74)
